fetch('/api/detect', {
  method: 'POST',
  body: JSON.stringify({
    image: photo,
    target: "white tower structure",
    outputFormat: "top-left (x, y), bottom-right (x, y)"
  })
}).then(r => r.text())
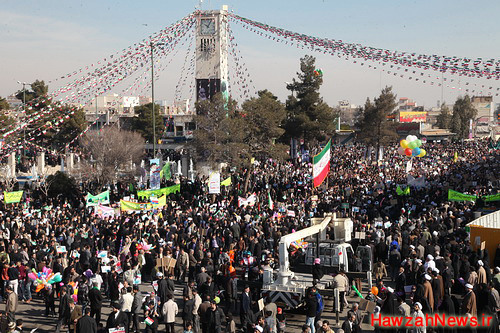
top-left (195, 5), bottom-right (229, 105)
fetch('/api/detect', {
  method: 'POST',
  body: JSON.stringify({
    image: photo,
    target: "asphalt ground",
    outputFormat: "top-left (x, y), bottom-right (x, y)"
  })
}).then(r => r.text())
top-left (7, 277), bottom-right (379, 333)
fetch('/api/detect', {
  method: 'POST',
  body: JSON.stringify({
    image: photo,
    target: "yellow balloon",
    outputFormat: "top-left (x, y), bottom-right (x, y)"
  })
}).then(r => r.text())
top-left (418, 149), bottom-right (426, 157)
top-left (400, 140), bottom-right (409, 149)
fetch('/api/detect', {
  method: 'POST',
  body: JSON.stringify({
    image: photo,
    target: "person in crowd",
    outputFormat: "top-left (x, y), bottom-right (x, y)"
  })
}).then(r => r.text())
top-left (88, 281), bottom-right (103, 326)
top-left (162, 293), bottom-right (178, 333)
top-left (107, 302), bottom-right (129, 333)
top-left (77, 307), bottom-right (97, 333)
top-left (0, 140), bottom-right (496, 333)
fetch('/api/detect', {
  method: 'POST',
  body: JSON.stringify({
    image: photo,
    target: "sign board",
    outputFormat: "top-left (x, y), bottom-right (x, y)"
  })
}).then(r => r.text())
top-left (258, 298), bottom-right (265, 312)
top-left (341, 203), bottom-right (349, 209)
top-left (208, 172), bottom-right (221, 194)
top-left (109, 327), bottom-right (126, 333)
top-left (97, 250), bottom-right (108, 258)
top-left (399, 111), bottom-right (427, 123)
top-left (480, 241), bottom-right (486, 251)
top-left (359, 298), bottom-right (376, 313)
top-left (355, 232), bottom-right (366, 240)
top-left (101, 266), bottom-right (111, 273)
top-left (56, 246), bottom-right (67, 253)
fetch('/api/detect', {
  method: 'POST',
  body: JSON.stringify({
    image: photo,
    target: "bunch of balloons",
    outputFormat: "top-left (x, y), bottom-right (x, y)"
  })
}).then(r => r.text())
top-left (314, 68), bottom-right (323, 76)
top-left (398, 135), bottom-right (426, 157)
top-left (28, 267), bottom-right (63, 292)
top-left (68, 281), bottom-right (79, 303)
top-left (352, 284), bottom-right (364, 299)
top-left (136, 240), bottom-right (155, 253)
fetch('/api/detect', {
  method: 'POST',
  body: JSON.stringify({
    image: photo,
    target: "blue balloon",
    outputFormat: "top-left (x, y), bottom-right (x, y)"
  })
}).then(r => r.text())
top-left (412, 147), bottom-right (421, 156)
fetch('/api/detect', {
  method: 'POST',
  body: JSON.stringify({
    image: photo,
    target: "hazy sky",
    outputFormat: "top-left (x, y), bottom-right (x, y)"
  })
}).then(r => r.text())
top-left (2, 0), bottom-right (499, 108)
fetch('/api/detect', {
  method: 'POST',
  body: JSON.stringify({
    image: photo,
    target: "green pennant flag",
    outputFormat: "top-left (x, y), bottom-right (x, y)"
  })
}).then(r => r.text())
top-left (160, 162), bottom-right (171, 180)
top-left (137, 184), bottom-right (180, 200)
top-left (129, 183), bottom-right (135, 193)
top-left (448, 189), bottom-right (477, 202)
top-left (483, 193), bottom-right (500, 202)
top-left (396, 185), bottom-right (410, 196)
top-left (221, 176), bottom-right (232, 186)
top-left (86, 190), bottom-right (110, 207)
top-left (4, 191), bottom-right (23, 204)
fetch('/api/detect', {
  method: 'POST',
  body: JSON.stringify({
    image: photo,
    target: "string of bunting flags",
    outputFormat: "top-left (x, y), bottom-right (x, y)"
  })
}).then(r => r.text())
top-left (228, 13), bottom-right (500, 95)
top-left (228, 13), bottom-right (500, 80)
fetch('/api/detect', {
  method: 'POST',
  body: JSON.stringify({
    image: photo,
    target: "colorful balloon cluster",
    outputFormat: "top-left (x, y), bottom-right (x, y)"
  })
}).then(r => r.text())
top-left (136, 240), bottom-right (155, 253)
top-left (28, 267), bottom-right (63, 292)
top-left (398, 135), bottom-right (426, 157)
top-left (68, 281), bottom-right (79, 303)
top-left (314, 68), bottom-right (323, 76)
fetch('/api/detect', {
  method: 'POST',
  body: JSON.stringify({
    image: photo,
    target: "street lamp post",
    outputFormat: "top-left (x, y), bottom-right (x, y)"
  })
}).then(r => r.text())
top-left (17, 81), bottom-right (30, 157)
top-left (150, 42), bottom-right (168, 157)
top-left (151, 42), bottom-right (156, 156)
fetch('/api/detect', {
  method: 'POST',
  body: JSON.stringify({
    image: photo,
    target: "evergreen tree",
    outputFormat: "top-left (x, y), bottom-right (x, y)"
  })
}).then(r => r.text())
top-left (283, 55), bottom-right (336, 145)
top-left (132, 103), bottom-right (165, 143)
top-left (0, 97), bottom-right (9, 111)
top-left (357, 86), bottom-right (398, 151)
top-left (0, 97), bottom-right (15, 131)
top-left (10, 80), bottom-right (86, 148)
top-left (15, 80), bottom-right (48, 105)
top-left (241, 90), bottom-right (288, 160)
top-left (436, 103), bottom-right (452, 129)
top-left (451, 95), bottom-right (477, 139)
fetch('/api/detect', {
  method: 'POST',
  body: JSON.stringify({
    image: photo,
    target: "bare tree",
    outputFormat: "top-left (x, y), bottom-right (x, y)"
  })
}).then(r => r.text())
top-left (37, 169), bottom-right (56, 198)
top-left (80, 127), bottom-right (145, 183)
top-left (0, 165), bottom-right (17, 192)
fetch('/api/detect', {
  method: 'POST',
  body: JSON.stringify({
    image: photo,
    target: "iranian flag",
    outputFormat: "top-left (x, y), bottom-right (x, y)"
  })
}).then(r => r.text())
top-left (268, 192), bottom-right (274, 210)
top-left (312, 139), bottom-right (331, 187)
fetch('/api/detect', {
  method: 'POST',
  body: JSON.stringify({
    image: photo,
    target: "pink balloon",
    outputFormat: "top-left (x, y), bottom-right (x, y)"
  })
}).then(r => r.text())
top-left (72, 295), bottom-right (78, 303)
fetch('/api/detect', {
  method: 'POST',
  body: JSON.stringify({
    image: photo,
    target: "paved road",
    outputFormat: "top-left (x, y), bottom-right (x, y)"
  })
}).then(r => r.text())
top-left (11, 280), bottom-right (378, 333)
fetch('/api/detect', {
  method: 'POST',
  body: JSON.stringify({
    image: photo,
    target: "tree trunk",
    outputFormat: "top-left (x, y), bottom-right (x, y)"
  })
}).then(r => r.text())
top-left (243, 164), bottom-right (252, 194)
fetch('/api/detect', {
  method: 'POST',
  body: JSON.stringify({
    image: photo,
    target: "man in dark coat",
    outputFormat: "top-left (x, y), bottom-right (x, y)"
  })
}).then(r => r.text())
top-left (166, 274), bottom-right (176, 298)
top-left (77, 307), bottom-right (97, 333)
top-left (341, 312), bottom-right (356, 333)
top-left (157, 272), bottom-right (168, 309)
top-left (107, 302), bottom-right (129, 333)
top-left (55, 288), bottom-right (71, 333)
top-left (240, 285), bottom-right (252, 332)
top-left (183, 295), bottom-right (195, 328)
top-left (131, 285), bottom-right (143, 333)
top-left (395, 266), bottom-right (406, 299)
top-left (206, 300), bottom-right (225, 333)
top-left (88, 282), bottom-right (103, 325)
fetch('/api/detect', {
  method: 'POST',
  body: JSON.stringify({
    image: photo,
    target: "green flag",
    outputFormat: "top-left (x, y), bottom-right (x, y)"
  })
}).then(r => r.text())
top-left (483, 193), bottom-right (500, 202)
top-left (86, 190), bottom-right (110, 207)
top-left (120, 200), bottom-right (152, 211)
top-left (221, 176), bottom-right (232, 186)
top-left (160, 162), bottom-right (171, 180)
top-left (396, 185), bottom-right (410, 196)
top-left (137, 184), bottom-right (180, 200)
top-left (4, 191), bottom-right (23, 204)
top-left (129, 183), bottom-right (135, 193)
top-left (448, 189), bottom-right (477, 202)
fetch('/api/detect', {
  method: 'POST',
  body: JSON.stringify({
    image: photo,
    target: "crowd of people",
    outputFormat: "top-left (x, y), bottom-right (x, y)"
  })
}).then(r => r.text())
top-left (0, 139), bottom-right (497, 333)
